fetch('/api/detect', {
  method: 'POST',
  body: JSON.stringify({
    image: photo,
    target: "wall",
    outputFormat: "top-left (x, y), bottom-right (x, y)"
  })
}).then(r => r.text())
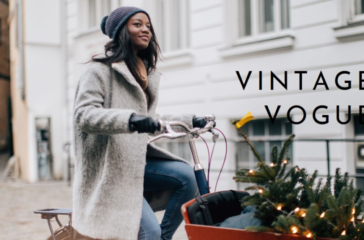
top-left (0, 0), bottom-right (10, 152)
top-left (24, 0), bottom-right (65, 180)
top-left (65, 0), bottom-right (364, 190)
top-left (9, 0), bottom-right (30, 181)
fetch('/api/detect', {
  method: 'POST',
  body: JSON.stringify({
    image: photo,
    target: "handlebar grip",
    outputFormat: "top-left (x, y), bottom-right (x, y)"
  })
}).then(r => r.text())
top-left (129, 121), bottom-right (160, 133)
top-left (130, 123), bottom-right (137, 132)
top-left (156, 121), bottom-right (161, 132)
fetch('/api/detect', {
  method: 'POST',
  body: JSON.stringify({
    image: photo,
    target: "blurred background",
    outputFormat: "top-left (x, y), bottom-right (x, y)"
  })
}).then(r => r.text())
top-left (1, 0), bottom-right (364, 239)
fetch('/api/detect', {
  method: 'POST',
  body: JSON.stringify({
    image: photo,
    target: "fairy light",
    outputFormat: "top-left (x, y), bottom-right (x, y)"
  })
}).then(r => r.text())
top-left (341, 230), bottom-right (346, 236)
top-left (351, 216), bottom-right (355, 222)
top-left (295, 167), bottom-right (299, 172)
top-left (249, 169), bottom-right (254, 174)
top-left (294, 207), bottom-right (300, 212)
top-left (304, 231), bottom-right (313, 238)
top-left (283, 159), bottom-right (288, 164)
top-left (291, 226), bottom-right (299, 234)
top-left (276, 204), bottom-right (283, 211)
top-left (258, 189), bottom-right (263, 194)
top-left (352, 208), bottom-right (356, 214)
top-left (270, 163), bottom-right (275, 167)
top-left (301, 212), bottom-right (306, 217)
top-left (320, 212), bottom-right (325, 218)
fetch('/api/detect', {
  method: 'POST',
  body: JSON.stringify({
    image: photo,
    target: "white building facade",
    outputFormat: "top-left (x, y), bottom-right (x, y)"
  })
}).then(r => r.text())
top-left (58, 0), bottom-right (364, 190)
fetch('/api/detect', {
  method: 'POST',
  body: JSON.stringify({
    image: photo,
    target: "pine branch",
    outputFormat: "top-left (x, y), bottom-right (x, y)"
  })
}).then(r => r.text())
top-left (277, 157), bottom-right (289, 179)
top-left (334, 168), bottom-right (343, 198)
top-left (304, 204), bottom-right (319, 229)
top-left (236, 127), bottom-right (265, 164)
top-left (276, 134), bottom-right (295, 173)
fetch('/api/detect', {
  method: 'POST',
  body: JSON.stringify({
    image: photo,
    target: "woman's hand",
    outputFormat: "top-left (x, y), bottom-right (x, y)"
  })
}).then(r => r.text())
top-left (193, 116), bottom-right (216, 128)
top-left (129, 114), bottom-right (160, 133)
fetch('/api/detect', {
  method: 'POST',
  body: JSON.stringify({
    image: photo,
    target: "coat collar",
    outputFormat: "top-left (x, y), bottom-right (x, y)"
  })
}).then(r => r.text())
top-left (111, 61), bottom-right (161, 112)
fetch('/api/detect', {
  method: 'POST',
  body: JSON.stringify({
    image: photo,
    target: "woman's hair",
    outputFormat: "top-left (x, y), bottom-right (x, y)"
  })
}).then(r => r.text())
top-left (92, 22), bottom-right (161, 83)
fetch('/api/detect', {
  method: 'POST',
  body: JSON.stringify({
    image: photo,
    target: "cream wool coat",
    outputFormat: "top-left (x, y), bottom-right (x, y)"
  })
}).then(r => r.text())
top-left (73, 60), bottom-right (194, 240)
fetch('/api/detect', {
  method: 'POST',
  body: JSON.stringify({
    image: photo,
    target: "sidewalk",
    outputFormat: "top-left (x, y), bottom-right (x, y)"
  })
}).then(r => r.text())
top-left (0, 181), bottom-right (188, 240)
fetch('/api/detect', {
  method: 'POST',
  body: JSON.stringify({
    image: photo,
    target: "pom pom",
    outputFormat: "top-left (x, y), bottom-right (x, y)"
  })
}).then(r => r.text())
top-left (100, 16), bottom-right (108, 35)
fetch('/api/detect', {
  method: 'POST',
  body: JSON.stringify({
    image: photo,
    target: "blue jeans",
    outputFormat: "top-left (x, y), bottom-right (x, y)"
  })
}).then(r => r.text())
top-left (138, 157), bottom-right (199, 240)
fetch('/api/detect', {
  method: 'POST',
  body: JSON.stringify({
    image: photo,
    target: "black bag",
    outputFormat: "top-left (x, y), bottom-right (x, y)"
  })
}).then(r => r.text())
top-left (186, 190), bottom-right (249, 226)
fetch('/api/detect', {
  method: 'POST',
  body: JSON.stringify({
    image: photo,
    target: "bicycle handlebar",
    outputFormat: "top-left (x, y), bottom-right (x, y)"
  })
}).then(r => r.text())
top-left (148, 115), bottom-right (216, 144)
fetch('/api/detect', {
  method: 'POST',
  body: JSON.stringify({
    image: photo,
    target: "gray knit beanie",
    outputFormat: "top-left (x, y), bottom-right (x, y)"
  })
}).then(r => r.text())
top-left (100, 6), bottom-right (151, 40)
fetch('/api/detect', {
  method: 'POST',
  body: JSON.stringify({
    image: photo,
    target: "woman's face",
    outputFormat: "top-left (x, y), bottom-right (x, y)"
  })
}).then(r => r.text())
top-left (126, 13), bottom-right (152, 52)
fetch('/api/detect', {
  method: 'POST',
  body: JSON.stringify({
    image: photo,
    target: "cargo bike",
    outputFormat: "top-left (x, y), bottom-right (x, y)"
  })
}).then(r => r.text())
top-left (35, 114), bottom-right (311, 240)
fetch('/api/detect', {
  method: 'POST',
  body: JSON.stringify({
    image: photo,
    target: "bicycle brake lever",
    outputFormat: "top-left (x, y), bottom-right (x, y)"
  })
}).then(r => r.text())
top-left (209, 129), bottom-right (219, 143)
top-left (190, 121), bottom-right (215, 137)
top-left (148, 121), bottom-right (187, 144)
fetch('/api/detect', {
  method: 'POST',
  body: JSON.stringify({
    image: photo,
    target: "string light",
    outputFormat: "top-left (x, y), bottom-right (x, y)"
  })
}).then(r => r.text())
top-left (351, 216), bottom-right (355, 222)
top-left (249, 169), bottom-right (254, 174)
top-left (302, 212), bottom-right (306, 217)
top-left (341, 230), bottom-right (346, 236)
top-left (283, 159), bottom-right (288, 164)
top-left (294, 207), bottom-right (300, 212)
top-left (291, 226), bottom-right (299, 234)
top-left (258, 189), bottom-right (263, 193)
top-left (270, 163), bottom-right (275, 167)
top-left (320, 212), bottom-right (325, 218)
top-left (352, 208), bottom-right (356, 214)
top-left (303, 231), bottom-right (313, 238)
top-left (295, 167), bottom-right (299, 172)
top-left (276, 204), bottom-right (283, 211)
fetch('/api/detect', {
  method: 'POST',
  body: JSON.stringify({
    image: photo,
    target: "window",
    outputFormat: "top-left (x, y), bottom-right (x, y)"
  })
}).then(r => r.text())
top-left (354, 114), bottom-right (364, 136)
top-left (353, 114), bottom-right (364, 189)
top-left (221, 0), bottom-right (292, 57)
top-left (235, 0), bottom-right (290, 40)
top-left (354, 0), bottom-right (364, 16)
top-left (333, 0), bottom-right (364, 39)
top-left (87, 0), bottom-right (113, 29)
top-left (155, 141), bottom-right (192, 162)
top-left (153, 0), bottom-right (189, 53)
top-left (350, 0), bottom-right (364, 22)
top-left (82, 0), bottom-right (122, 32)
top-left (235, 118), bottom-right (293, 176)
top-left (101, 0), bottom-right (113, 19)
top-left (88, 0), bottom-right (97, 28)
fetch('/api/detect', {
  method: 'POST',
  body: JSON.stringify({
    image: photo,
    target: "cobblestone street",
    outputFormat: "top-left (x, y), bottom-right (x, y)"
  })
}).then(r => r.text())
top-left (0, 180), bottom-right (188, 240)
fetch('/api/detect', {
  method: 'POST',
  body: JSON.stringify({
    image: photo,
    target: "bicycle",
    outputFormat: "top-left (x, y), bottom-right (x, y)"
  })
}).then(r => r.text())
top-left (34, 115), bottom-right (226, 240)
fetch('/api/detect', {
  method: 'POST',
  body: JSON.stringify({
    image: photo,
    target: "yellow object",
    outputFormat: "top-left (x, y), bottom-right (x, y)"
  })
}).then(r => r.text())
top-left (235, 111), bottom-right (254, 129)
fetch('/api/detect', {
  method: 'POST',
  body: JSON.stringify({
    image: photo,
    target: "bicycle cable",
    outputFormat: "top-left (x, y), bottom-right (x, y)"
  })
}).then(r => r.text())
top-left (213, 128), bottom-right (228, 192)
top-left (198, 127), bottom-right (228, 192)
top-left (198, 135), bottom-right (211, 190)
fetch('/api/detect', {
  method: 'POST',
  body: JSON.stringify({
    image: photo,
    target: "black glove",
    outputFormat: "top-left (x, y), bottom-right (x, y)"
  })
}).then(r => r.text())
top-left (193, 116), bottom-right (216, 128)
top-left (129, 114), bottom-right (160, 133)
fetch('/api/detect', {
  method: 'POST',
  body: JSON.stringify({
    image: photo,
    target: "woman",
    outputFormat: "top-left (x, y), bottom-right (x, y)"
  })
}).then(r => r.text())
top-left (72, 6), bottom-right (212, 240)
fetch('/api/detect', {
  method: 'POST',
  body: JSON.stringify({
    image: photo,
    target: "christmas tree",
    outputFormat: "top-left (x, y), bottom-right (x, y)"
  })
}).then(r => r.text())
top-left (232, 116), bottom-right (364, 239)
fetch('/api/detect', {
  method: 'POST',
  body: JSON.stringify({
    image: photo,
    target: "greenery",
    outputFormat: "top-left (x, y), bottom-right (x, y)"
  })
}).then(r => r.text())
top-left (233, 124), bottom-right (364, 239)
